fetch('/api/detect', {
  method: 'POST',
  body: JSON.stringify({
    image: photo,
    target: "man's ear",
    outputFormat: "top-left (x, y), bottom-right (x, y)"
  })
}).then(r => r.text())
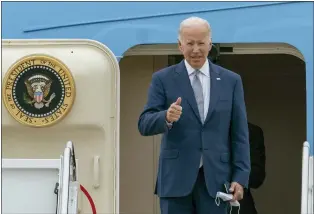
top-left (208, 39), bottom-right (213, 51)
top-left (178, 39), bottom-right (183, 52)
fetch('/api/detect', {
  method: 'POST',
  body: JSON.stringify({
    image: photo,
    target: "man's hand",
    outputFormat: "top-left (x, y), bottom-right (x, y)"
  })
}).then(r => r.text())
top-left (229, 182), bottom-right (244, 201)
top-left (166, 97), bottom-right (182, 123)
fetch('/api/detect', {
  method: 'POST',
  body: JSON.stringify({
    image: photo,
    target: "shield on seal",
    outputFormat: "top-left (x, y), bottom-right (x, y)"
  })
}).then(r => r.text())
top-left (34, 91), bottom-right (43, 103)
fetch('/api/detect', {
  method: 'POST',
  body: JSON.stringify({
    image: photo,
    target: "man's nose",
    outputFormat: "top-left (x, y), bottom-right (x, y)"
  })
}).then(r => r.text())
top-left (192, 45), bottom-right (200, 52)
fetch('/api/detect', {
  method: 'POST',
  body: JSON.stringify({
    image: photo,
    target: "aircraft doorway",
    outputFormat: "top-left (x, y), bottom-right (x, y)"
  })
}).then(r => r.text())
top-left (119, 46), bottom-right (306, 214)
top-left (212, 54), bottom-right (305, 214)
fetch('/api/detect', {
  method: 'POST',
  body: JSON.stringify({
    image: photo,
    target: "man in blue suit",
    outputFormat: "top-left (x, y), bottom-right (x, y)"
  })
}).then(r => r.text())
top-left (138, 17), bottom-right (250, 214)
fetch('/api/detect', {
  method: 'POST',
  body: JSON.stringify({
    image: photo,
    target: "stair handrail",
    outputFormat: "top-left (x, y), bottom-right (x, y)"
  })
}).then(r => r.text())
top-left (58, 141), bottom-right (78, 214)
top-left (301, 141), bottom-right (310, 214)
top-left (307, 155), bottom-right (313, 214)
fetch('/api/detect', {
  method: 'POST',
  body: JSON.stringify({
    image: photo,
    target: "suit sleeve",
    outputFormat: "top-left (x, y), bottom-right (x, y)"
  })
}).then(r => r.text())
top-left (249, 126), bottom-right (266, 188)
top-left (230, 76), bottom-right (251, 189)
top-left (138, 72), bottom-right (168, 136)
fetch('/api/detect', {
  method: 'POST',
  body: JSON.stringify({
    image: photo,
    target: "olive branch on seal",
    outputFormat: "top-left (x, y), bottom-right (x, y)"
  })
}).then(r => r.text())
top-left (23, 93), bottom-right (33, 105)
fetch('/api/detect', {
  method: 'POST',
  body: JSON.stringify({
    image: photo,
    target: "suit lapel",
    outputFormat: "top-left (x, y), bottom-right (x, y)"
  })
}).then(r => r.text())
top-left (204, 61), bottom-right (221, 124)
top-left (173, 61), bottom-right (202, 123)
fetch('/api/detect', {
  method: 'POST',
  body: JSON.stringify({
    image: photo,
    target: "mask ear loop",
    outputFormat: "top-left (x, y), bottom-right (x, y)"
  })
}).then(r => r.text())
top-left (229, 202), bottom-right (241, 214)
top-left (224, 184), bottom-right (229, 193)
top-left (215, 192), bottom-right (221, 206)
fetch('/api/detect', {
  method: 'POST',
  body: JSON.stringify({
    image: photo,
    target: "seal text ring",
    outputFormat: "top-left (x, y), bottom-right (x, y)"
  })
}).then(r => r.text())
top-left (2, 54), bottom-right (76, 127)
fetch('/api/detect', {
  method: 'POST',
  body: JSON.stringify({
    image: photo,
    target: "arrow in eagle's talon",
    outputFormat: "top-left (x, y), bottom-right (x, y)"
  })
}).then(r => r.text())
top-left (45, 93), bottom-right (56, 107)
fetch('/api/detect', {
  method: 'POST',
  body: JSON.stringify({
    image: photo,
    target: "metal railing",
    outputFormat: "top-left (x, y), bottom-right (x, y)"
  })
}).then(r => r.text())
top-left (57, 141), bottom-right (79, 214)
top-left (308, 155), bottom-right (313, 214)
top-left (301, 141), bottom-right (313, 214)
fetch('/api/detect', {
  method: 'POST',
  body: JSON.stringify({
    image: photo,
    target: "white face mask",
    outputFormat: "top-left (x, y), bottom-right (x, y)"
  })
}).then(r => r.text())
top-left (215, 192), bottom-right (241, 214)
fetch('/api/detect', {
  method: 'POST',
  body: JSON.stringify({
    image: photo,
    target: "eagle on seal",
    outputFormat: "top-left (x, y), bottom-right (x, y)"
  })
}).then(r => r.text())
top-left (24, 74), bottom-right (56, 109)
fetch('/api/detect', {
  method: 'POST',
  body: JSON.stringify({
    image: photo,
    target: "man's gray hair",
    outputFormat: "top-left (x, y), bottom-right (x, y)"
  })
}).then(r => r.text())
top-left (178, 17), bottom-right (212, 41)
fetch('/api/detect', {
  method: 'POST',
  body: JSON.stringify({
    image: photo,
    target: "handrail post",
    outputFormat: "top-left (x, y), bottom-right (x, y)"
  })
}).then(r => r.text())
top-left (58, 141), bottom-right (78, 214)
top-left (301, 141), bottom-right (310, 214)
top-left (308, 156), bottom-right (313, 214)
top-left (60, 148), bottom-right (71, 214)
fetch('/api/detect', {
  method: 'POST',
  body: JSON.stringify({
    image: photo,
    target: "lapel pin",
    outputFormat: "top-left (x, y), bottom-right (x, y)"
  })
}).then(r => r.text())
top-left (216, 78), bottom-right (221, 80)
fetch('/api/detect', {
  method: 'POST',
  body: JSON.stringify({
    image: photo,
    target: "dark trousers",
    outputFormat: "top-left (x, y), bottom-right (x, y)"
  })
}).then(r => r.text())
top-left (159, 167), bottom-right (228, 214)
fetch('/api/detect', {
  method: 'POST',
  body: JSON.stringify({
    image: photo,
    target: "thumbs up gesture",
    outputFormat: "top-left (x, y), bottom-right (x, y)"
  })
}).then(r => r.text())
top-left (166, 97), bottom-right (182, 123)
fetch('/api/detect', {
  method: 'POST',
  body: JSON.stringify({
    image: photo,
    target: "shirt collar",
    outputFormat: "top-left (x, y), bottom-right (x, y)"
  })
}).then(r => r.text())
top-left (184, 59), bottom-right (210, 77)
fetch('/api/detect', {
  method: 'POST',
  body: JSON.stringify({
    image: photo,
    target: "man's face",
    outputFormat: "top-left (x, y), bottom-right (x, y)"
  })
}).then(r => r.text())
top-left (178, 24), bottom-right (212, 69)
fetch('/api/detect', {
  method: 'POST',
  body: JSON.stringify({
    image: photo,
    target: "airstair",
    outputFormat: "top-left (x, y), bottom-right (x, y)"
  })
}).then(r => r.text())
top-left (2, 141), bottom-right (95, 214)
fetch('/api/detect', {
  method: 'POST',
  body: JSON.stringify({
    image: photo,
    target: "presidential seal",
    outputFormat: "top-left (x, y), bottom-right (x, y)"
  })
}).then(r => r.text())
top-left (2, 54), bottom-right (75, 127)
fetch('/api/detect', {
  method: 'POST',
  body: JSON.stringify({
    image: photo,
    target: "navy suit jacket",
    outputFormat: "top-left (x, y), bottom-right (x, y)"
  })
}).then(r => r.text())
top-left (138, 60), bottom-right (250, 198)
